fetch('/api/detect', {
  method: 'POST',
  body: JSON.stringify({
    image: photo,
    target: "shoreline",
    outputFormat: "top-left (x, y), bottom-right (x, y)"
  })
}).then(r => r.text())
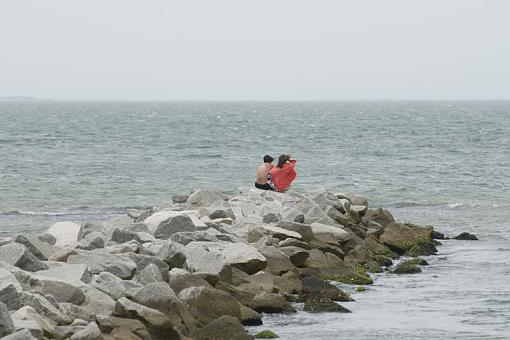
top-left (0, 188), bottom-right (475, 339)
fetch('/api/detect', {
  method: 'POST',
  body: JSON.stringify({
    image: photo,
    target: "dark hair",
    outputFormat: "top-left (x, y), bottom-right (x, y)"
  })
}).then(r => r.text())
top-left (263, 155), bottom-right (274, 163)
top-left (277, 154), bottom-right (290, 168)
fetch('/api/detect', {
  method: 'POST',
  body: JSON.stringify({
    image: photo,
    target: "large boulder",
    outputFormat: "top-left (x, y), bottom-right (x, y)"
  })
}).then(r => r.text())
top-left (14, 234), bottom-right (58, 260)
top-left (1, 329), bottom-right (37, 340)
top-left (144, 211), bottom-right (205, 234)
top-left (338, 192), bottom-right (368, 206)
top-left (47, 222), bottom-right (81, 246)
top-left (114, 297), bottom-right (182, 340)
top-left (279, 246), bottom-right (309, 267)
top-left (178, 286), bottom-right (241, 325)
top-left (275, 222), bottom-right (313, 242)
top-left (167, 268), bottom-right (211, 295)
top-left (0, 268), bottom-right (23, 309)
top-left (301, 276), bottom-right (352, 302)
top-left (248, 292), bottom-right (296, 313)
top-left (133, 282), bottom-right (197, 335)
top-left (69, 322), bottom-right (102, 340)
top-left (21, 292), bottom-right (68, 324)
top-left (0, 243), bottom-right (48, 272)
top-left (186, 190), bottom-right (227, 207)
top-left (96, 315), bottom-right (150, 340)
top-left (192, 315), bottom-right (253, 340)
top-left (125, 253), bottom-right (169, 282)
top-left (310, 222), bottom-right (352, 244)
top-left (365, 208), bottom-right (395, 227)
top-left (76, 231), bottom-right (106, 250)
top-left (91, 271), bottom-right (143, 300)
top-left (67, 251), bottom-right (137, 279)
top-left (303, 298), bottom-right (351, 313)
top-left (258, 246), bottom-right (296, 275)
top-left (169, 231), bottom-right (218, 246)
top-left (156, 242), bottom-right (187, 268)
top-left (380, 222), bottom-right (436, 255)
top-left (0, 302), bottom-right (15, 337)
top-left (153, 216), bottom-right (197, 240)
top-left (185, 241), bottom-right (267, 275)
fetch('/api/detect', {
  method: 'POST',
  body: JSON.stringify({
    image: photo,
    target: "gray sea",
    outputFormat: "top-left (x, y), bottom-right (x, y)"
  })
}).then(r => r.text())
top-left (1, 101), bottom-right (509, 339)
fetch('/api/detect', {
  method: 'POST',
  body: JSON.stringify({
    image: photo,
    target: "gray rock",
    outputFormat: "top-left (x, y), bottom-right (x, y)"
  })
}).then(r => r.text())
top-left (37, 233), bottom-right (57, 246)
top-left (154, 215), bottom-right (197, 240)
top-left (0, 237), bottom-right (13, 246)
top-left (169, 231), bottom-right (218, 245)
top-left (133, 282), bottom-right (197, 335)
top-left (185, 241), bottom-right (267, 275)
top-left (36, 263), bottom-right (92, 284)
top-left (58, 303), bottom-right (96, 322)
top-left (91, 272), bottom-right (143, 300)
top-left (48, 248), bottom-right (77, 262)
top-left (178, 286), bottom-right (241, 325)
top-left (69, 322), bottom-right (102, 340)
top-left (262, 213), bottom-right (279, 224)
top-left (95, 315), bottom-right (150, 339)
top-left (156, 242), bottom-right (187, 268)
top-left (103, 240), bottom-right (140, 254)
top-left (172, 195), bottom-right (189, 204)
top-left (279, 238), bottom-right (312, 250)
top-left (259, 246), bottom-right (296, 275)
top-left (77, 222), bottom-right (106, 241)
top-left (109, 228), bottom-right (142, 244)
top-left (0, 268), bottom-right (23, 309)
top-left (125, 253), bottom-right (169, 281)
top-left (28, 270), bottom-right (87, 305)
top-left (114, 297), bottom-right (181, 340)
top-left (0, 243), bottom-right (48, 272)
top-left (168, 268), bottom-right (212, 294)
top-left (311, 222), bottom-right (352, 243)
top-left (137, 263), bottom-right (164, 284)
top-left (275, 221), bottom-right (313, 242)
top-left (76, 232), bottom-right (105, 250)
top-left (53, 325), bottom-right (87, 339)
top-left (294, 214), bottom-right (306, 223)
top-left (47, 221), bottom-right (81, 246)
top-left (67, 251), bottom-right (137, 279)
top-left (249, 292), bottom-right (296, 313)
top-left (338, 192), bottom-right (368, 206)
top-left (186, 189), bottom-right (227, 207)
top-left (79, 285), bottom-right (116, 316)
top-left (279, 246), bottom-right (310, 267)
top-left (14, 234), bottom-right (58, 260)
top-left (208, 210), bottom-right (230, 220)
top-left (192, 315), bottom-right (253, 340)
top-left (10, 306), bottom-right (56, 336)
top-left (2, 328), bottom-right (37, 340)
top-left (0, 302), bottom-right (15, 337)
top-left (21, 292), bottom-right (68, 324)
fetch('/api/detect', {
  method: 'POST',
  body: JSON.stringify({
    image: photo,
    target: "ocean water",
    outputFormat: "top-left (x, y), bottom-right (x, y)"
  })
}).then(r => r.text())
top-left (1, 101), bottom-right (509, 338)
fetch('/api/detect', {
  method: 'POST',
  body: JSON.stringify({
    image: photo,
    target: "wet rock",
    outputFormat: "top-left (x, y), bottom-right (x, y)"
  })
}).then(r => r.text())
top-left (68, 251), bottom-right (137, 279)
top-left (114, 297), bottom-right (182, 340)
top-left (154, 215), bottom-right (197, 240)
top-left (239, 304), bottom-right (262, 326)
top-left (191, 315), bottom-right (253, 340)
top-left (249, 292), bottom-right (296, 313)
top-left (254, 329), bottom-right (279, 339)
top-left (392, 260), bottom-right (422, 274)
top-left (303, 298), bottom-right (351, 313)
top-left (301, 276), bottom-right (352, 302)
top-left (47, 222), bottom-right (81, 246)
top-left (380, 222), bottom-right (436, 255)
top-left (178, 286), bottom-right (241, 324)
top-left (431, 230), bottom-right (445, 239)
top-left (0, 302), bottom-right (15, 337)
top-left (453, 232), bottom-right (478, 240)
top-left (0, 243), bottom-right (48, 272)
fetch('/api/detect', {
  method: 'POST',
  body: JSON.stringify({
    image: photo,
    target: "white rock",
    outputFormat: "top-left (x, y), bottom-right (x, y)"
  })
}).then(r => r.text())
top-left (47, 222), bottom-right (81, 246)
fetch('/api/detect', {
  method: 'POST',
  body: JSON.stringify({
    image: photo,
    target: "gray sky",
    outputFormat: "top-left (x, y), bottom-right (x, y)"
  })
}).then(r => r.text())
top-left (1, 0), bottom-right (509, 100)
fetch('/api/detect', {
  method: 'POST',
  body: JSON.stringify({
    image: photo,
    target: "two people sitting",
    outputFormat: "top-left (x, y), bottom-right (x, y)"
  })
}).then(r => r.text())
top-left (255, 154), bottom-right (297, 192)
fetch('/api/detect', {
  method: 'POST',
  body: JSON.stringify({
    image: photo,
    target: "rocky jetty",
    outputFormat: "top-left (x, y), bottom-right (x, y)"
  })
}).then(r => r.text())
top-left (0, 188), bottom-right (449, 339)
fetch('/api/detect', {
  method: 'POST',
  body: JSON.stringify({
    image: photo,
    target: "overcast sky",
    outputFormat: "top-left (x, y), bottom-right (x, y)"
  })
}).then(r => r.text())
top-left (1, 0), bottom-right (509, 100)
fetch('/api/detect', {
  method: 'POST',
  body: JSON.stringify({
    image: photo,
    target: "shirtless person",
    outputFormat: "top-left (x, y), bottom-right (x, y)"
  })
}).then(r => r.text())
top-left (255, 155), bottom-right (274, 190)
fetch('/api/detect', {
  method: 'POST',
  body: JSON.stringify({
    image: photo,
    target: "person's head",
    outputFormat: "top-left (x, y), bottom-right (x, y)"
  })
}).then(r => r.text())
top-left (263, 155), bottom-right (274, 164)
top-left (277, 154), bottom-right (290, 168)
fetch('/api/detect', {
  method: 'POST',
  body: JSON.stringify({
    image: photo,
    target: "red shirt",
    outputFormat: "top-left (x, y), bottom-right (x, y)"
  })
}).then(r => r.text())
top-left (270, 160), bottom-right (297, 192)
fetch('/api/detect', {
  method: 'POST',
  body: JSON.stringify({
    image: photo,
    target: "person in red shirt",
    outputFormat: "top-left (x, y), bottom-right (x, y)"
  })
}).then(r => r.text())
top-left (270, 154), bottom-right (297, 192)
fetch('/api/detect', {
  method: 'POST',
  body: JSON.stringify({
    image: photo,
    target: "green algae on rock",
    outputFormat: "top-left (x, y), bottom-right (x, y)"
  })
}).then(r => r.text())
top-left (254, 329), bottom-right (279, 338)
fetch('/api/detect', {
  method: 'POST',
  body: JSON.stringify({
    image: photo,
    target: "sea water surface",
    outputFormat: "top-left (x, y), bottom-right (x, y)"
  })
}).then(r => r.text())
top-left (1, 101), bottom-right (509, 339)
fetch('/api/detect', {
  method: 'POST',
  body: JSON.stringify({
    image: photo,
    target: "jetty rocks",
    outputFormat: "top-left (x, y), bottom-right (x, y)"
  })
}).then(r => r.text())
top-left (0, 188), bottom-right (447, 339)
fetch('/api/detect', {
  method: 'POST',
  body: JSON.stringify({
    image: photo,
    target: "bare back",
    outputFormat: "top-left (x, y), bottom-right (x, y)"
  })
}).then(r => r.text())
top-left (256, 163), bottom-right (272, 185)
